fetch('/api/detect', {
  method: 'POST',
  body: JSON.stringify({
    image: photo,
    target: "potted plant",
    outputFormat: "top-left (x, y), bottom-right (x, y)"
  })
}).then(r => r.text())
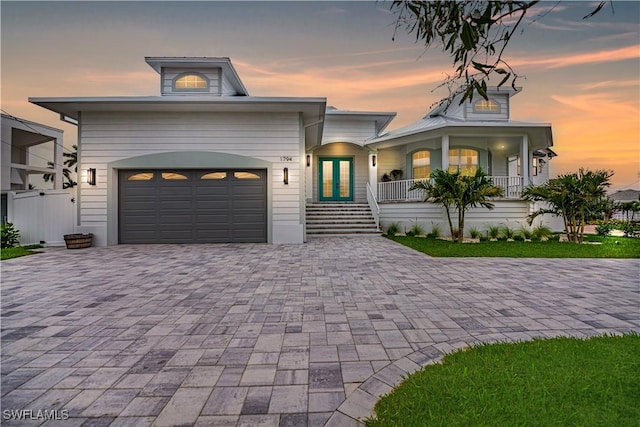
top-left (64, 233), bottom-right (93, 249)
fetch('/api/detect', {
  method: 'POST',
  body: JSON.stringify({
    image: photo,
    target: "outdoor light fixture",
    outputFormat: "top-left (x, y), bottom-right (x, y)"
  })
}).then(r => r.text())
top-left (372, 155), bottom-right (377, 167)
top-left (306, 155), bottom-right (311, 167)
top-left (283, 167), bottom-right (289, 185)
top-left (87, 168), bottom-right (96, 186)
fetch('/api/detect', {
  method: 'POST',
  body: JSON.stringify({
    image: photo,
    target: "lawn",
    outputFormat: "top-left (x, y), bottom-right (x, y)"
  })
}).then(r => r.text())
top-left (387, 235), bottom-right (640, 258)
top-left (0, 245), bottom-right (41, 260)
top-left (366, 334), bottom-right (640, 427)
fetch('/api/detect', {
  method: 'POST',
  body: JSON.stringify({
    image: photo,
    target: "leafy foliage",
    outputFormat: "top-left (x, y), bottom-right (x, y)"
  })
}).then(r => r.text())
top-left (43, 144), bottom-right (78, 189)
top-left (522, 168), bottom-right (613, 243)
top-left (410, 168), bottom-right (503, 242)
top-left (390, 1), bottom-right (608, 105)
top-left (1, 223), bottom-right (20, 248)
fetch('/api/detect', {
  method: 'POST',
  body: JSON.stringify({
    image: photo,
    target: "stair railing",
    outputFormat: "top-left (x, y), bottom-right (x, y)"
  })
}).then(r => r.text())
top-left (366, 182), bottom-right (380, 231)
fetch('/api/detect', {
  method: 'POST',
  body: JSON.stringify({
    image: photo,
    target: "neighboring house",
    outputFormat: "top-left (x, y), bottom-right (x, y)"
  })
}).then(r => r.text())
top-left (610, 189), bottom-right (640, 221)
top-left (30, 56), bottom-right (557, 246)
top-left (1, 114), bottom-right (75, 245)
top-left (1, 113), bottom-right (65, 193)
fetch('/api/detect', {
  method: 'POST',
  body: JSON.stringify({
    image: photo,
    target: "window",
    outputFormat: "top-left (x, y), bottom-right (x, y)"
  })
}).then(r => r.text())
top-left (201, 172), bottom-right (227, 180)
top-left (162, 172), bottom-right (188, 180)
top-left (173, 73), bottom-right (208, 91)
top-left (234, 172), bottom-right (261, 179)
top-left (474, 99), bottom-right (500, 112)
top-left (449, 148), bottom-right (479, 175)
top-left (127, 172), bottom-right (154, 181)
top-left (412, 151), bottom-right (431, 179)
top-left (532, 157), bottom-right (540, 176)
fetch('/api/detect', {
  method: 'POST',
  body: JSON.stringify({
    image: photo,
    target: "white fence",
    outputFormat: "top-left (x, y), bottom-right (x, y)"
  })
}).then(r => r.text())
top-left (4, 190), bottom-right (76, 246)
top-left (377, 176), bottom-right (524, 202)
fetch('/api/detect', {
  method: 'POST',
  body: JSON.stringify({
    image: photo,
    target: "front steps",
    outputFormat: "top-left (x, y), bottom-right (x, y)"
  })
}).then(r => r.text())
top-left (306, 203), bottom-right (381, 236)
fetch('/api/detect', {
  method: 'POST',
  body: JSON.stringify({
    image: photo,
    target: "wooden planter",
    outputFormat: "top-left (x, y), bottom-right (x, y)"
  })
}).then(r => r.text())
top-left (64, 233), bottom-right (93, 249)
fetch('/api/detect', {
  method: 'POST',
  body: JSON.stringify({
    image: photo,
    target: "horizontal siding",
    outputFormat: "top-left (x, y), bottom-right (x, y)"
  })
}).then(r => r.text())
top-left (322, 117), bottom-right (376, 144)
top-left (380, 200), bottom-right (534, 236)
top-left (465, 94), bottom-right (509, 121)
top-left (221, 74), bottom-right (237, 96)
top-left (377, 147), bottom-right (406, 181)
top-left (162, 67), bottom-right (220, 95)
top-left (79, 111), bottom-right (303, 235)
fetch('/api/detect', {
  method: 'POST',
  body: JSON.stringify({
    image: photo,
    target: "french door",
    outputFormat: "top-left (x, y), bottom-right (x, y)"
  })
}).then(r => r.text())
top-left (319, 157), bottom-right (353, 202)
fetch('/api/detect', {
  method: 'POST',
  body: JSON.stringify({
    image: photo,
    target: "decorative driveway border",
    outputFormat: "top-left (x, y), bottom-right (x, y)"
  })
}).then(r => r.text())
top-left (1, 236), bottom-right (638, 426)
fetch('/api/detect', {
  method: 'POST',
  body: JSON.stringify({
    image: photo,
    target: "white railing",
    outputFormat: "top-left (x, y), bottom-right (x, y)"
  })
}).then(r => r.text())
top-left (366, 182), bottom-right (380, 231)
top-left (377, 176), bottom-right (524, 202)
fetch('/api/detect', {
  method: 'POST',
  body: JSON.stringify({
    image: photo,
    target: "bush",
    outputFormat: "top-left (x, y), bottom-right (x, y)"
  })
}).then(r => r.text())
top-left (501, 225), bottom-right (516, 239)
top-left (1, 223), bottom-right (20, 249)
top-left (428, 223), bottom-right (441, 239)
top-left (519, 226), bottom-right (533, 240)
top-left (487, 225), bottom-right (501, 239)
top-left (532, 225), bottom-right (553, 240)
top-left (385, 222), bottom-right (401, 237)
top-left (595, 223), bottom-right (612, 236)
top-left (408, 223), bottom-right (425, 237)
top-left (469, 227), bottom-right (481, 239)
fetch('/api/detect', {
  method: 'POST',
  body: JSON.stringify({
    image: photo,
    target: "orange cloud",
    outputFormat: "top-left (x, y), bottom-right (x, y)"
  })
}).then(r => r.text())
top-left (511, 45), bottom-right (640, 69)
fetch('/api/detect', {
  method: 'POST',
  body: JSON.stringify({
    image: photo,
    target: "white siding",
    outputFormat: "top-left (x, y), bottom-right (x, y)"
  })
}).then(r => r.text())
top-left (376, 146), bottom-right (406, 181)
top-left (380, 200), bottom-right (534, 237)
top-left (79, 111), bottom-right (303, 244)
top-left (220, 73), bottom-right (238, 96)
top-left (322, 117), bottom-right (376, 145)
top-left (161, 67), bottom-right (221, 95)
top-left (465, 94), bottom-right (509, 121)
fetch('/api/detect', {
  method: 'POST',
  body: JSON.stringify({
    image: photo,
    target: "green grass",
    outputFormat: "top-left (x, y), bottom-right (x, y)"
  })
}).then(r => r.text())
top-left (0, 245), bottom-right (42, 260)
top-left (387, 235), bottom-right (640, 258)
top-left (366, 334), bottom-right (640, 427)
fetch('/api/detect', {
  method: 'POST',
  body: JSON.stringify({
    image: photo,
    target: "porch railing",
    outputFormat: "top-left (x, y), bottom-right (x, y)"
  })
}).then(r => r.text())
top-left (377, 176), bottom-right (524, 202)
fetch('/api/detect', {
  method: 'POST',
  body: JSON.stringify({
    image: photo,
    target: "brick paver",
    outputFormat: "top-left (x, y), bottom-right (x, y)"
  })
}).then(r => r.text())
top-left (2, 237), bottom-right (639, 426)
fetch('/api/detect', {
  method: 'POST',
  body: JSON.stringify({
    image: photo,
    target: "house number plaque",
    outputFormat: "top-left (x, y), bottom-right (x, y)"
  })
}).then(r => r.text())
top-left (280, 156), bottom-right (293, 162)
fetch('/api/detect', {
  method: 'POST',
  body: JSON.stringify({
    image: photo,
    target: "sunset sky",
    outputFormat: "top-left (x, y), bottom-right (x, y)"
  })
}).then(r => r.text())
top-left (2, 1), bottom-right (639, 191)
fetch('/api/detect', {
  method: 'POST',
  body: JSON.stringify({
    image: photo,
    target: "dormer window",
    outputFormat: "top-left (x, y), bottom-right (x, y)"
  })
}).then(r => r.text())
top-left (173, 72), bottom-right (209, 91)
top-left (474, 99), bottom-right (500, 113)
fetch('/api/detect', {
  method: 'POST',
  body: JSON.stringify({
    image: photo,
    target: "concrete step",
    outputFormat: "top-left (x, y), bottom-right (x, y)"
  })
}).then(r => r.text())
top-left (306, 203), bottom-right (379, 235)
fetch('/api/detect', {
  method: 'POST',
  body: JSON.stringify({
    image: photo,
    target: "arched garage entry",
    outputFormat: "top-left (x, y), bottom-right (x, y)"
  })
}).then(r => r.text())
top-left (108, 152), bottom-right (272, 244)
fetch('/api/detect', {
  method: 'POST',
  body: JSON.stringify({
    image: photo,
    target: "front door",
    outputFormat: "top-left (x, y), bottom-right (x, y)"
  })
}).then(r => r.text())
top-left (319, 157), bottom-right (353, 201)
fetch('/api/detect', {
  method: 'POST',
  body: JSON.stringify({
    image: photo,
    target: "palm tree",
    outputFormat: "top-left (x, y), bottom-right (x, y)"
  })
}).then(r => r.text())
top-left (410, 168), bottom-right (504, 242)
top-left (522, 168), bottom-right (613, 243)
top-left (43, 145), bottom-right (77, 189)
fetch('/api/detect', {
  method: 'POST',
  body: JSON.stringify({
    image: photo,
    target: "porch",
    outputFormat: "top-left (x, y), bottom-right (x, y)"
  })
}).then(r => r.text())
top-left (377, 176), bottom-right (525, 202)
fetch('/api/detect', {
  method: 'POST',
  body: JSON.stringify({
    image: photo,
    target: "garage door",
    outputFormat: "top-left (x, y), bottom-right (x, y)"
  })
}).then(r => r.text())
top-left (119, 169), bottom-right (267, 244)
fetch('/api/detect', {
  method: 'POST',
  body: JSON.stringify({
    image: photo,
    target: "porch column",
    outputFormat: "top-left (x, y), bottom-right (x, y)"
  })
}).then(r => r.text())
top-left (441, 135), bottom-right (449, 171)
top-left (368, 152), bottom-right (377, 200)
top-left (53, 136), bottom-right (63, 190)
top-left (521, 134), bottom-right (529, 186)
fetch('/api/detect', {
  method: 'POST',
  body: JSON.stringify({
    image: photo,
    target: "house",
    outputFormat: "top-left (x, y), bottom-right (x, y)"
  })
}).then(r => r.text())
top-left (30, 56), bottom-right (556, 246)
top-left (1, 114), bottom-right (75, 245)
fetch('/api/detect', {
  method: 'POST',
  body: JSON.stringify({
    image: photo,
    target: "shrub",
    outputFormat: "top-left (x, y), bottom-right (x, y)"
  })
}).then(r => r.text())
top-left (501, 225), bottom-right (516, 239)
top-left (385, 222), bottom-right (401, 237)
top-left (469, 227), bottom-right (481, 239)
top-left (1, 223), bottom-right (20, 249)
top-left (428, 223), bottom-right (441, 239)
top-left (487, 225), bottom-right (501, 239)
top-left (408, 223), bottom-right (425, 236)
top-left (513, 234), bottom-right (525, 241)
top-left (595, 223), bottom-right (612, 236)
top-left (532, 225), bottom-right (553, 240)
top-left (519, 226), bottom-right (533, 240)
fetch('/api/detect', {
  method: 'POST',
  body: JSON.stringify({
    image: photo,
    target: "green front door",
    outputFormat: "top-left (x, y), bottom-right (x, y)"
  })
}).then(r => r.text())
top-left (319, 157), bottom-right (353, 201)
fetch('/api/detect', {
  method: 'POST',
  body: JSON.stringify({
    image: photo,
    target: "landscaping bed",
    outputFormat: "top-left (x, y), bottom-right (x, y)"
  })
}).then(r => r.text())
top-left (387, 235), bottom-right (640, 258)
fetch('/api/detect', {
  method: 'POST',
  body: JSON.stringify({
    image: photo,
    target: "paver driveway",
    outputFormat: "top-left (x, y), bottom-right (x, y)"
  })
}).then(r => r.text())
top-left (2, 236), bottom-right (639, 426)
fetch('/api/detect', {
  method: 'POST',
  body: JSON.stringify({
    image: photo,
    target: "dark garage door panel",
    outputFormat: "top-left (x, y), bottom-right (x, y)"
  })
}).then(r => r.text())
top-left (119, 169), bottom-right (267, 244)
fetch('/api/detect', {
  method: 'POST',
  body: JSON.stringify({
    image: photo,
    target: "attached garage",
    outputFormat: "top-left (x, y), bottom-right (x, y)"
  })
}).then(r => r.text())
top-left (118, 169), bottom-right (267, 244)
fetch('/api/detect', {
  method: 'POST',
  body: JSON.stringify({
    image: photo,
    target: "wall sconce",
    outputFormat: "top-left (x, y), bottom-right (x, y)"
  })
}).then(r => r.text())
top-left (306, 155), bottom-right (311, 167)
top-left (283, 167), bottom-right (289, 185)
top-left (87, 168), bottom-right (96, 186)
top-left (372, 155), bottom-right (377, 167)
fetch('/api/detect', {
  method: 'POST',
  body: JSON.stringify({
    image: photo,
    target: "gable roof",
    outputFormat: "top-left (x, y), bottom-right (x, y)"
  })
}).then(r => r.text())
top-left (145, 56), bottom-right (249, 96)
top-left (325, 107), bottom-right (396, 136)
